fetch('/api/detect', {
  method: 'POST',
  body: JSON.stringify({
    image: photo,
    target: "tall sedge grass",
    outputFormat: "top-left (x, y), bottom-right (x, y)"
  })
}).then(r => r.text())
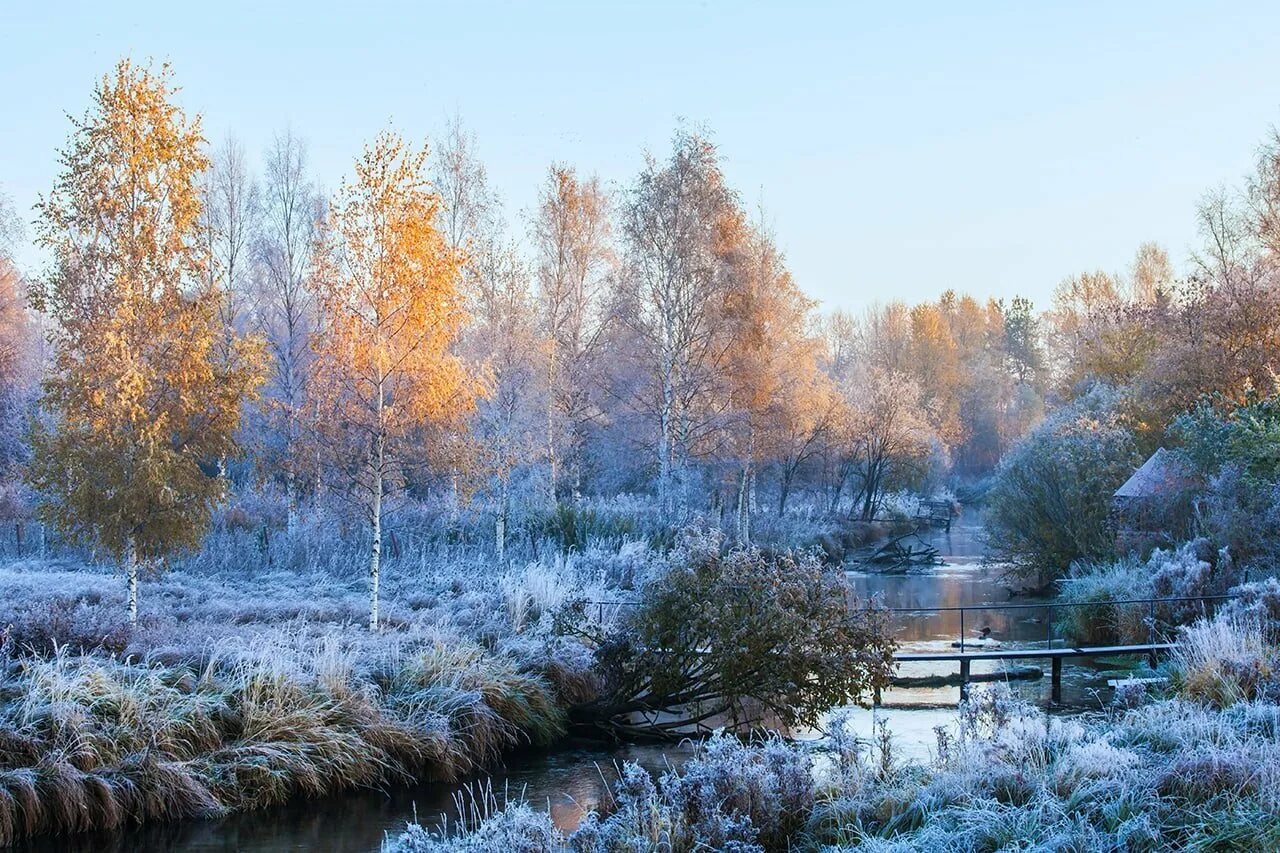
top-left (0, 633), bottom-right (565, 846)
top-left (1169, 614), bottom-right (1278, 707)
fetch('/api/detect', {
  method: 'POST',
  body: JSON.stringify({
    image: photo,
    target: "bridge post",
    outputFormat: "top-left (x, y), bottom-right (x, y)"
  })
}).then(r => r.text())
top-left (959, 658), bottom-right (970, 700)
top-left (1051, 656), bottom-right (1062, 704)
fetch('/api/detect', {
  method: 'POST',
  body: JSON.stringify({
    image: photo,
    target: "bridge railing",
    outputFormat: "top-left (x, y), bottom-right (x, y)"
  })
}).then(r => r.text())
top-left (875, 593), bottom-right (1242, 652)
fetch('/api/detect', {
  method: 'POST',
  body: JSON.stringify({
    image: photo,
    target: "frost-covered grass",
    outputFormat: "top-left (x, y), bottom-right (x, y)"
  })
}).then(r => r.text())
top-left (1056, 539), bottom-right (1242, 645)
top-left (0, 516), bottom-right (676, 846)
top-left (1055, 556), bottom-right (1151, 645)
top-left (1170, 614), bottom-right (1279, 707)
top-left (386, 611), bottom-right (1280, 852)
top-left (0, 625), bottom-right (571, 847)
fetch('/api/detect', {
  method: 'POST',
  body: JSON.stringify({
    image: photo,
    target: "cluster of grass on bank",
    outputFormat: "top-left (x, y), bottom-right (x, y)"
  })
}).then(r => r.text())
top-left (0, 631), bottom-right (567, 846)
top-left (385, 612), bottom-right (1280, 852)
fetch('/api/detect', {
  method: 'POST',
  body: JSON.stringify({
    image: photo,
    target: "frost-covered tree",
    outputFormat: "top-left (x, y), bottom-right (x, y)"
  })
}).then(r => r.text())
top-left (533, 164), bottom-right (612, 499)
top-left (468, 227), bottom-right (540, 560)
top-left (985, 386), bottom-right (1142, 582)
top-left (254, 130), bottom-right (323, 526)
top-left (619, 128), bottom-right (737, 513)
top-left (310, 131), bottom-right (480, 629)
top-left (199, 135), bottom-right (259, 364)
top-left (30, 60), bottom-right (263, 623)
top-left (718, 211), bottom-right (818, 540)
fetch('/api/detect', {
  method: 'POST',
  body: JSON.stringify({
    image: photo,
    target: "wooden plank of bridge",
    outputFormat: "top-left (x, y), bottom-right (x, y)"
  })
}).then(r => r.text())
top-left (890, 642), bottom-right (1176, 706)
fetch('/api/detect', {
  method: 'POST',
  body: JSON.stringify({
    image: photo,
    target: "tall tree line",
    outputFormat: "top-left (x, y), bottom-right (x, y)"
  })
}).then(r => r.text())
top-left (7, 60), bottom-right (1072, 633)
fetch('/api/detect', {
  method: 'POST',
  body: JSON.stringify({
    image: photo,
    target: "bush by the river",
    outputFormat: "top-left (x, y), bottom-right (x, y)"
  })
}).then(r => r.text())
top-left (984, 386), bottom-right (1142, 584)
top-left (1056, 539), bottom-right (1243, 645)
top-left (563, 530), bottom-right (896, 739)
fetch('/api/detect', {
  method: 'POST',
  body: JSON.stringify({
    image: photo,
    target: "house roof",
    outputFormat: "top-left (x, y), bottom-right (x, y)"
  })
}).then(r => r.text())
top-left (1113, 448), bottom-right (1193, 500)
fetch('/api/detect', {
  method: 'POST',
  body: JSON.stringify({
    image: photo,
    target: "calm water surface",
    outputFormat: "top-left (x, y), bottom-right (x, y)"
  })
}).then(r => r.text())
top-left (24, 517), bottom-right (1140, 851)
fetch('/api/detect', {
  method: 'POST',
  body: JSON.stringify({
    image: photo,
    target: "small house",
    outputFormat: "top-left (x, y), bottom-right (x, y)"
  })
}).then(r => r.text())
top-left (1112, 448), bottom-right (1195, 552)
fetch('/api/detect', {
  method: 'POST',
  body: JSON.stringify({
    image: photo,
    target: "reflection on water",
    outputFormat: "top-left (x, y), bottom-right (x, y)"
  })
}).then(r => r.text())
top-left (20, 517), bottom-right (1145, 851)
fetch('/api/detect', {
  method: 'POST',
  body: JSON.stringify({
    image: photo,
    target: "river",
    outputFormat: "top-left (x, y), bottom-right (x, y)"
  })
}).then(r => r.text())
top-left (19, 517), bottom-right (1139, 852)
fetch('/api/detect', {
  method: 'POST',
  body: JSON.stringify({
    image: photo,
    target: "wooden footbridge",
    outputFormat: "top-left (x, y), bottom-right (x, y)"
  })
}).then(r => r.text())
top-left (881, 594), bottom-right (1239, 705)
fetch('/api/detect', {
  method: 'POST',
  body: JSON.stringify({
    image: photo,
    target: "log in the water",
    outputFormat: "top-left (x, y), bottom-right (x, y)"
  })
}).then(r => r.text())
top-left (853, 532), bottom-right (944, 570)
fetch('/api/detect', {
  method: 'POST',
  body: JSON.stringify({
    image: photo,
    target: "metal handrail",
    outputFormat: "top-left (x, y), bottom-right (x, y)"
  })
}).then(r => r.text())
top-left (877, 592), bottom-right (1240, 653)
top-left (876, 593), bottom-right (1240, 614)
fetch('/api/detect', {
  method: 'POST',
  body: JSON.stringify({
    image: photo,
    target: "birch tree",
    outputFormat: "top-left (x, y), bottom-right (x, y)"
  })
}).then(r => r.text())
top-left (0, 194), bottom-right (36, 480)
top-left (310, 131), bottom-right (479, 630)
top-left (255, 130), bottom-right (322, 527)
top-left (719, 212), bottom-right (816, 541)
top-left (469, 231), bottom-right (539, 559)
top-left (433, 114), bottom-right (493, 255)
top-left (31, 60), bottom-right (263, 623)
top-left (200, 135), bottom-right (259, 359)
top-left (533, 164), bottom-right (612, 499)
top-left (620, 128), bottom-right (735, 514)
top-left (432, 115), bottom-right (496, 519)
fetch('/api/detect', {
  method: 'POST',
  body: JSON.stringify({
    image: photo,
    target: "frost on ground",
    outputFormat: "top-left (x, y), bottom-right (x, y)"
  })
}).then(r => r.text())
top-left (0, 514), bottom-right (894, 846)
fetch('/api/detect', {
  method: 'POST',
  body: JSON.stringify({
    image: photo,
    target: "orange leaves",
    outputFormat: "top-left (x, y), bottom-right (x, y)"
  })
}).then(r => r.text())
top-left (30, 59), bottom-right (264, 565)
top-left (309, 130), bottom-right (481, 483)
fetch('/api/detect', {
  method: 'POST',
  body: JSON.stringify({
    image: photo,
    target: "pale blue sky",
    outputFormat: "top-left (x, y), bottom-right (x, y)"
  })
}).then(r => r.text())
top-left (2, 1), bottom-right (1278, 312)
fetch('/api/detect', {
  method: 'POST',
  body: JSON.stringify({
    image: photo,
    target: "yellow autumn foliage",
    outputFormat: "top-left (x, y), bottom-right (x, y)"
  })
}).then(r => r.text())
top-left (30, 60), bottom-right (264, 572)
top-left (310, 130), bottom-right (481, 628)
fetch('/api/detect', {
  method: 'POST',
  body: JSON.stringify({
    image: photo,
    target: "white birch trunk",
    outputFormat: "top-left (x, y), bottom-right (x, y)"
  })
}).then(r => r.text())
top-left (285, 468), bottom-right (299, 535)
top-left (546, 352), bottom-right (558, 503)
top-left (497, 475), bottom-right (509, 562)
top-left (737, 430), bottom-right (756, 544)
top-left (125, 538), bottom-right (139, 626)
top-left (658, 369), bottom-right (674, 516)
top-left (369, 459), bottom-right (382, 631)
top-left (285, 397), bottom-right (299, 534)
top-left (369, 368), bottom-right (385, 632)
